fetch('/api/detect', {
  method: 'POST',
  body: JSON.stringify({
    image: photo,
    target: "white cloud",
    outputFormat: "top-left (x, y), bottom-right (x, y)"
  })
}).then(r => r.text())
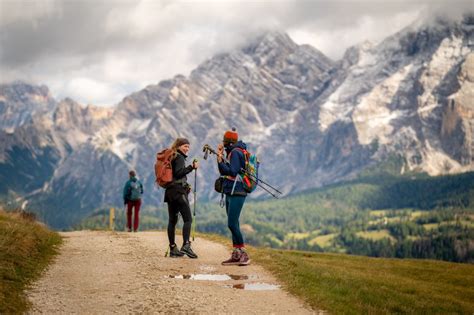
top-left (0, 0), bottom-right (62, 28)
top-left (52, 77), bottom-right (120, 106)
top-left (0, 0), bottom-right (472, 106)
top-left (289, 10), bottom-right (422, 59)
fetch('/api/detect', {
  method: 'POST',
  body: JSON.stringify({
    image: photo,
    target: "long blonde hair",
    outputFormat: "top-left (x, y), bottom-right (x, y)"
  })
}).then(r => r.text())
top-left (171, 138), bottom-right (189, 159)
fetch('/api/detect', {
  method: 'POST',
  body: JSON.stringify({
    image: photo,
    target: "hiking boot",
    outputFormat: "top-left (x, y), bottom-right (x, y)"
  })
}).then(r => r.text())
top-left (127, 227), bottom-right (132, 232)
top-left (180, 242), bottom-right (198, 259)
top-left (238, 249), bottom-right (251, 266)
top-left (169, 244), bottom-right (184, 258)
top-left (221, 249), bottom-right (241, 266)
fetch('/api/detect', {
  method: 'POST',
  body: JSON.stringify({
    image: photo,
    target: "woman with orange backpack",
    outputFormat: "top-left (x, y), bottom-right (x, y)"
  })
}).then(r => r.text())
top-left (164, 138), bottom-right (199, 258)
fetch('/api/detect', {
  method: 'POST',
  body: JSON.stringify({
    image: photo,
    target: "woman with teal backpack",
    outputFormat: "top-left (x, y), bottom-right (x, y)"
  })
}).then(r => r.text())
top-left (123, 170), bottom-right (143, 232)
top-left (216, 128), bottom-right (251, 266)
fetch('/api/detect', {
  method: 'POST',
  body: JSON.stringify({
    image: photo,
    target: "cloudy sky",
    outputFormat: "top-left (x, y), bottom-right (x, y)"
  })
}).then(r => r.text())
top-left (0, 0), bottom-right (471, 106)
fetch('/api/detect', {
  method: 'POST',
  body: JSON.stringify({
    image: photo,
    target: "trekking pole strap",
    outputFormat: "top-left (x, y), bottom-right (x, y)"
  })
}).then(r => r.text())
top-left (219, 193), bottom-right (225, 208)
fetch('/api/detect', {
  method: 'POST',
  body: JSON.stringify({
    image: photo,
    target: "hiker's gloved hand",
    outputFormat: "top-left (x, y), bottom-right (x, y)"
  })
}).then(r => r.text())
top-left (124, 200), bottom-right (127, 205)
top-left (192, 160), bottom-right (199, 169)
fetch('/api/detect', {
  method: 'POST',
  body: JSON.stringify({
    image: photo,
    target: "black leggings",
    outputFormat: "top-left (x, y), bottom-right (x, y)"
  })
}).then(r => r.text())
top-left (167, 194), bottom-right (192, 245)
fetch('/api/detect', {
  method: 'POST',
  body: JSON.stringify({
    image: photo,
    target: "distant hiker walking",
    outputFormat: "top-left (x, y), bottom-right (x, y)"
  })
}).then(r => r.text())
top-left (164, 138), bottom-right (199, 258)
top-left (123, 170), bottom-right (143, 232)
top-left (217, 128), bottom-right (251, 266)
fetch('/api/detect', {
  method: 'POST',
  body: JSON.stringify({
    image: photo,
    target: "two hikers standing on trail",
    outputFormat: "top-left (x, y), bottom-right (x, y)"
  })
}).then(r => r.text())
top-left (123, 170), bottom-right (144, 232)
top-left (126, 129), bottom-right (251, 265)
top-left (159, 131), bottom-right (250, 265)
top-left (164, 138), bottom-right (199, 259)
top-left (216, 128), bottom-right (251, 266)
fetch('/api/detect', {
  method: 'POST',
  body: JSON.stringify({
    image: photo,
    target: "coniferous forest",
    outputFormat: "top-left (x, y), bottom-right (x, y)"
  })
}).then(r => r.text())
top-left (77, 162), bottom-right (474, 263)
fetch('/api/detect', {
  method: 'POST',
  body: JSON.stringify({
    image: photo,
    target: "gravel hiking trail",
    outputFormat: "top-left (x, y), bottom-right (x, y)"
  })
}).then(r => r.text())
top-left (27, 231), bottom-right (318, 314)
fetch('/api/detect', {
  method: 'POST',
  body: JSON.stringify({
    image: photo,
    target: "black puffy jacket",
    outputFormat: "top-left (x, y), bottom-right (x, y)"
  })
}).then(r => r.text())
top-left (164, 150), bottom-right (194, 202)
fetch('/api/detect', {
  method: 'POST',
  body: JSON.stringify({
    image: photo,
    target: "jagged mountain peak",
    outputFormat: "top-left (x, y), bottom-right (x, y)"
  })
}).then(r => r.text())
top-left (1, 24), bottom-right (473, 228)
top-left (192, 30), bottom-right (328, 76)
top-left (53, 98), bottom-right (83, 121)
top-left (0, 81), bottom-right (52, 108)
top-left (0, 80), bottom-right (50, 97)
top-left (0, 81), bottom-right (56, 132)
top-left (243, 31), bottom-right (298, 53)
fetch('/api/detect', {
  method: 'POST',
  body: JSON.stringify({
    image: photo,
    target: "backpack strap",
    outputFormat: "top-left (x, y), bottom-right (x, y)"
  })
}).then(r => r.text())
top-left (230, 174), bottom-right (243, 195)
top-left (226, 148), bottom-right (247, 181)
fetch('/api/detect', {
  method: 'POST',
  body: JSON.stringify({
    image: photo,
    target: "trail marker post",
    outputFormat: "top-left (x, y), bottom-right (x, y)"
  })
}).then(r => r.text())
top-left (109, 207), bottom-right (115, 231)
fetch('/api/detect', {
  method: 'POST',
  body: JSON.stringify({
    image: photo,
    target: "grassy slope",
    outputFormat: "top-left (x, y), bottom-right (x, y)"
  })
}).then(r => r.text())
top-left (252, 248), bottom-right (474, 314)
top-left (0, 210), bottom-right (62, 314)
top-left (203, 233), bottom-right (474, 314)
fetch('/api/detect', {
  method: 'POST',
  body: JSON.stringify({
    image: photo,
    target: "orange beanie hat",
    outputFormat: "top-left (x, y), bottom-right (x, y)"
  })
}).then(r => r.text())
top-left (223, 127), bottom-right (238, 144)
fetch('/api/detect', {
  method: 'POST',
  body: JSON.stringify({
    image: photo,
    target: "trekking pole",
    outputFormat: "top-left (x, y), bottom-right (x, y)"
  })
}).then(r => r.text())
top-left (240, 168), bottom-right (283, 195)
top-left (192, 159), bottom-right (197, 241)
top-left (253, 181), bottom-right (281, 198)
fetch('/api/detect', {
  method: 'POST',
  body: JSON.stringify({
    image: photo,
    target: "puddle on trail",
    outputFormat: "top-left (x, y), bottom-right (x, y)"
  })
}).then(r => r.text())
top-left (166, 274), bottom-right (255, 281)
top-left (166, 274), bottom-right (279, 290)
top-left (225, 283), bottom-right (280, 291)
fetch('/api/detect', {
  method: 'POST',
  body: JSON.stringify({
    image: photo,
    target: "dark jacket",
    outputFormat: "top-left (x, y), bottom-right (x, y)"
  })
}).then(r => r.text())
top-left (164, 150), bottom-right (194, 203)
top-left (123, 177), bottom-right (143, 203)
top-left (217, 141), bottom-right (248, 196)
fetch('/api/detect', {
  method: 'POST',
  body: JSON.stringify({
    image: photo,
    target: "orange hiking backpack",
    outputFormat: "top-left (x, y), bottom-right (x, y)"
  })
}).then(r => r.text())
top-left (155, 149), bottom-right (174, 188)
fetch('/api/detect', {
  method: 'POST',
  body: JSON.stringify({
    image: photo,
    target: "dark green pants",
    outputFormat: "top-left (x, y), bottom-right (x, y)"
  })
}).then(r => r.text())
top-left (225, 195), bottom-right (246, 247)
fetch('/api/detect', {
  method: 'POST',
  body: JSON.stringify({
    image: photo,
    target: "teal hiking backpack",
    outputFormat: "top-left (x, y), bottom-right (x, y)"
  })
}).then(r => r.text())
top-left (232, 148), bottom-right (259, 193)
top-left (129, 180), bottom-right (142, 200)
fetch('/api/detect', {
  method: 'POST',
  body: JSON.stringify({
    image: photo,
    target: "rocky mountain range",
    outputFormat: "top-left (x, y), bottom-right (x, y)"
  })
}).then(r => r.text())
top-left (1, 15), bottom-right (473, 228)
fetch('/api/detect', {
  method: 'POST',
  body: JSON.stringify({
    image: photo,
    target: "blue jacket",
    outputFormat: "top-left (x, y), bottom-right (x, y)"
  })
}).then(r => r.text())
top-left (123, 177), bottom-right (143, 203)
top-left (218, 141), bottom-right (248, 196)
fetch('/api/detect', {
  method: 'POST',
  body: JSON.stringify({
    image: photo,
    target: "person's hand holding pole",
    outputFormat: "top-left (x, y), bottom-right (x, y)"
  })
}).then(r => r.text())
top-left (217, 143), bottom-right (224, 163)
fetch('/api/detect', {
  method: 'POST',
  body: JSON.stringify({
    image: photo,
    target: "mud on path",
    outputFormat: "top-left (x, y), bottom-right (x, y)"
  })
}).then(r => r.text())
top-left (27, 231), bottom-right (315, 314)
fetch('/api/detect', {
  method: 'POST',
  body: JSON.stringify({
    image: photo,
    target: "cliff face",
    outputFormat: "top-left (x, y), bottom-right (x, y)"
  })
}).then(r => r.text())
top-left (440, 53), bottom-right (474, 166)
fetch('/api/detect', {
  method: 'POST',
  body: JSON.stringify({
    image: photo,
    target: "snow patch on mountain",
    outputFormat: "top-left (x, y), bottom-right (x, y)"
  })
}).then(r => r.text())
top-left (353, 64), bottom-right (414, 145)
top-left (126, 118), bottom-right (152, 134)
top-left (318, 84), bottom-right (351, 131)
top-left (111, 136), bottom-right (137, 161)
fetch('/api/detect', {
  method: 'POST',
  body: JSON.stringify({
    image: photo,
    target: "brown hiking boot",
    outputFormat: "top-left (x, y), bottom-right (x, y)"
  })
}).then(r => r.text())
top-left (238, 250), bottom-right (251, 266)
top-left (221, 249), bottom-right (241, 266)
top-left (169, 244), bottom-right (184, 258)
top-left (180, 242), bottom-right (198, 259)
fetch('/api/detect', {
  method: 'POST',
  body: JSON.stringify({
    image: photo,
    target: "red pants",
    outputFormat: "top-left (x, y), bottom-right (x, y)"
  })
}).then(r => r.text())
top-left (126, 200), bottom-right (141, 231)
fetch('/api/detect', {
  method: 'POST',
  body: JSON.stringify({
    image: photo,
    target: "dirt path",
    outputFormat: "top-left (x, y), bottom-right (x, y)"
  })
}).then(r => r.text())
top-left (27, 231), bottom-right (316, 314)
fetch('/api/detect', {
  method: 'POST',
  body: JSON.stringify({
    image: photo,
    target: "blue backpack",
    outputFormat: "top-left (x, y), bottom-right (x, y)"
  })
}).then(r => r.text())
top-left (129, 181), bottom-right (142, 200)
